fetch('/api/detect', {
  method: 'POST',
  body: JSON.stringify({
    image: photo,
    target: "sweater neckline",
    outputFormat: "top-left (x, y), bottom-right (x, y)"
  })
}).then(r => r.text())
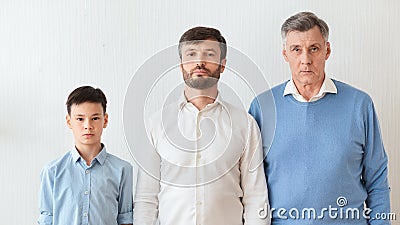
top-left (285, 91), bottom-right (333, 106)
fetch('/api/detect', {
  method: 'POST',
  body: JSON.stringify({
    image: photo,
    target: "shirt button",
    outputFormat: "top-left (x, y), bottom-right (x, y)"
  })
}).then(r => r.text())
top-left (197, 154), bottom-right (202, 159)
top-left (84, 191), bottom-right (89, 195)
top-left (85, 170), bottom-right (90, 174)
top-left (197, 201), bottom-right (202, 205)
top-left (83, 212), bottom-right (88, 217)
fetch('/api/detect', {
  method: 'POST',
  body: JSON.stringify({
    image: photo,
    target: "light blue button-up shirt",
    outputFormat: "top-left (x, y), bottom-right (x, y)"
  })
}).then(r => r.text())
top-left (38, 145), bottom-right (133, 225)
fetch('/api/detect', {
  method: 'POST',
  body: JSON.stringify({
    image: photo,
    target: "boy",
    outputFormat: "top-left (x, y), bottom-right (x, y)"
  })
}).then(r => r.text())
top-left (38, 86), bottom-right (133, 225)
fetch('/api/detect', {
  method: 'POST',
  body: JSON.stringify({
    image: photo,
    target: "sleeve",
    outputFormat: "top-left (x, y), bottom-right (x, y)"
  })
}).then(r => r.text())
top-left (240, 116), bottom-right (271, 225)
top-left (248, 93), bottom-right (275, 160)
top-left (133, 118), bottom-right (161, 225)
top-left (248, 96), bottom-right (263, 129)
top-left (362, 101), bottom-right (391, 225)
top-left (117, 164), bottom-right (134, 224)
top-left (134, 166), bottom-right (160, 225)
top-left (38, 165), bottom-right (54, 225)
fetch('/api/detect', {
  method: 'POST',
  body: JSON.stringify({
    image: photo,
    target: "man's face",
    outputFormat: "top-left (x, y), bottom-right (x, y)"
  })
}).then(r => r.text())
top-left (282, 26), bottom-right (331, 88)
top-left (180, 40), bottom-right (226, 90)
top-left (66, 102), bottom-right (108, 151)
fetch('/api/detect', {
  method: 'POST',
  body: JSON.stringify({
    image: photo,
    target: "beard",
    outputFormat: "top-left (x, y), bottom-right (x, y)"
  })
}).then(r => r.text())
top-left (183, 64), bottom-right (221, 90)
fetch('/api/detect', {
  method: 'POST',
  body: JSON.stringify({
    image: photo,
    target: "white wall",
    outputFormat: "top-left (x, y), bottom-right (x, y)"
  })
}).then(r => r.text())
top-left (0, 0), bottom-right (398, 223)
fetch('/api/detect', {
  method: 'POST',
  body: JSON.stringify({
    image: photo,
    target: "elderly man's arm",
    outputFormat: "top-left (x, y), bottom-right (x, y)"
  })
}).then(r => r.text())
top-left (362, 101), bottom-right (391, 225)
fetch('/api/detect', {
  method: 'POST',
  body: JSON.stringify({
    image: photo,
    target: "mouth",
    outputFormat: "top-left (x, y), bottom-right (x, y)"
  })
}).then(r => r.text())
top-left (192, 69), bottom-right (209, 76)
top-left (300, 70), bottom-right (313, 74)
top-left (83, 134), bottom-right (94, 138)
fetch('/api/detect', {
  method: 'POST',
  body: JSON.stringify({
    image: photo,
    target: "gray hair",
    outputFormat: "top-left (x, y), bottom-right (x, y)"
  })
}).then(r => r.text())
top-left (281, 12), bottom-right (329, 42)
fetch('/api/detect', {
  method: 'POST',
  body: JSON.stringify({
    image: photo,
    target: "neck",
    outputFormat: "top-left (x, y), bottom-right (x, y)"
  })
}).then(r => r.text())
top-left (184, 85), bottom-right (218, 110)
top-left (293, 76), bottom-right (325, 101)
top-left (75, 143), bottom-right (102, 166)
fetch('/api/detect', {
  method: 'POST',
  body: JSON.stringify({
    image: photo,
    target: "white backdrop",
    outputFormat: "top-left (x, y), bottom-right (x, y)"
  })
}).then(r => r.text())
top-left (0, 0), bottom-right (399, 223)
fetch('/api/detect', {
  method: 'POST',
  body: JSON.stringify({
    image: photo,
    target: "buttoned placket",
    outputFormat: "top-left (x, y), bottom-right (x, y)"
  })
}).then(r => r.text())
top-left (79, 160), bottom-right (92, 225)
top-left (195, 109), bottom-right (205, 225)
top-left (185, 101), bottom-right (219, 225)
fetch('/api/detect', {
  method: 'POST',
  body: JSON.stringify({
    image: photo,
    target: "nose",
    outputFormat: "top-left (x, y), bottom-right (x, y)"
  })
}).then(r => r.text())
top-left (300, 51), bottom-right (312, 65)
top-left (196, 59), bottom-right (205, 67)
top-left (195, 54), bottom-right (207, 67)
top-left (84, 119), bottom-right (93, 130)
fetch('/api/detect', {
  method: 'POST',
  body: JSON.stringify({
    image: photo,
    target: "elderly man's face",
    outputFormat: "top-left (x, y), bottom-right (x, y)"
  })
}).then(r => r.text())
top-left (282, 26), bottom-right (331, 88)
top-left (180, 40), bottom-right (226, 90)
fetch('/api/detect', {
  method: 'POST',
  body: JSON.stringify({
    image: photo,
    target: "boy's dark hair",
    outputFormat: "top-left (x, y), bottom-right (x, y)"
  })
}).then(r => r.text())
top-left (66, 86), bottom-right (107, 115)
top-left (178, 26), bottom-right (227, 60)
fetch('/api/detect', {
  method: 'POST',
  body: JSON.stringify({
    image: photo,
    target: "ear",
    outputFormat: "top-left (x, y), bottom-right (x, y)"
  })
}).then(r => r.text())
top-left (325, 42), bottom-right (331, 60)
top-left (282, 44), bottom-right (289, 62)
top-left (103, 113), bottom-right (108, 128)
top-left (179, 61), bottom-right (184, 73)
top-left (66, 114), bottom-right (72, 129)
top-left (219, 58), bottom-right (227, 73)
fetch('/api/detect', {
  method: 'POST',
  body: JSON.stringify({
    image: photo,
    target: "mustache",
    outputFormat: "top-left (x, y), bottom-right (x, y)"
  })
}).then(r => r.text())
top-left (190, 65), bottom-right (211, 75)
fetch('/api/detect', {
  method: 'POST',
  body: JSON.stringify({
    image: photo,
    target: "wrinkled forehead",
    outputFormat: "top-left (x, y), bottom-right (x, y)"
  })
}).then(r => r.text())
top-left (284, 27), bottom-right (326, 45)
top-left (181, 39), bottom-right (222, 53)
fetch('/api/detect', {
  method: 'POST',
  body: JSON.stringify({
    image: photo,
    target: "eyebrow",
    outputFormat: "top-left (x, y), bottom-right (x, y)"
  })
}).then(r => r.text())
top-left (289, 43), bottom-right (322, 49)
top-left (184, 48), bottom-right (197, 53)
top-left (204, 48), bottom-right (217, 53)
top-left (202, 47), bottom-right (217, 51)
top-left (309, 43), bottom-right (322, 47)
top-left (74, 113), bottom-right (102, 117)
top-left (184, 48), bottom-right (217, 53)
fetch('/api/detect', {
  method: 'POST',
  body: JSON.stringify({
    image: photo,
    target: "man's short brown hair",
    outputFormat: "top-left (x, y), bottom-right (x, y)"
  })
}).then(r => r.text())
top-left (178, 26), bottom-right (227, 60)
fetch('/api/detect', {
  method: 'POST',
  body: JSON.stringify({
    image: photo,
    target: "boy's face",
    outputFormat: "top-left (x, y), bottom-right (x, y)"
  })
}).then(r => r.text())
top-left (66, 102), bottom-right (108, 151)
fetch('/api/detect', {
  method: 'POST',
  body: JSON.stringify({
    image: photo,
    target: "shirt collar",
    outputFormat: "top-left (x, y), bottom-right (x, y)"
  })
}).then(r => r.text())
top-left (71, 144), bottom-right (107, 165)
top-left (178, 91), bottom-right (226, 110)
top-left (283, 75), bottom-right (337, 97)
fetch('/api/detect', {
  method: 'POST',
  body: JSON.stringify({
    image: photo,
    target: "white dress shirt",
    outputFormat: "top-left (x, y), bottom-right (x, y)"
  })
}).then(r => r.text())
top-left (283, 75), bottom-right (337, 102)
top-left (134, 93), bottom-right (270, 225)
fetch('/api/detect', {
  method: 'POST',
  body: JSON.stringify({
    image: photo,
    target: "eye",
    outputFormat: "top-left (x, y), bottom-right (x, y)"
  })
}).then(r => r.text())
top-left (92, 117), bottom-right (100, 121)
top-left (76, 118), bottom-right (84, 121)
top-left (186, 52), bottom-right (195, 57)
top-left (207, 52), bottom-right (215, 57)
top-left (291, 47), bottom-right (301, 52)
top-left (310, 47), bottom-right (319, 52)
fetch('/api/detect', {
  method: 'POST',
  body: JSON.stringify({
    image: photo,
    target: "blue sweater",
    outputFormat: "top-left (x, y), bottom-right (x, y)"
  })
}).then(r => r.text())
top-left (249, 80), bottom-right (391, 224)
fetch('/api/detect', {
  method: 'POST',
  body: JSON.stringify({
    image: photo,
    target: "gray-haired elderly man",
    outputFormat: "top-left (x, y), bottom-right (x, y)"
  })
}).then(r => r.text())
top-left (249, 12), bottom-right (391, 224)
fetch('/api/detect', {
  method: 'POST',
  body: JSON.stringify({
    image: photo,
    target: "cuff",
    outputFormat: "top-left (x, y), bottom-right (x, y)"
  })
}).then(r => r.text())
top-left (38, 213), bottom-right (53, 225)
top-left (117, 211), bottom-right (133, 224)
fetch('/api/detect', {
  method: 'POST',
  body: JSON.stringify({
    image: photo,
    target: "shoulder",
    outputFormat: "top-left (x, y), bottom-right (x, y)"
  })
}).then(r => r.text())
top-left (221, 100), bottom-right (258, 128)
top-left (43, 151), bottom-right (72, 170)
top-left (271, 81), bottom-right (288, 95)
top-left (331, 79), bottom-right (377, 126)
top-left (251, 81), bottom-right (287, 107)
top-left (105, 153), bottom-right (133, 170)
top-left (332, 79), bottom-right (373, 104)
top-left (249, 82), bottom-right (286, 116)
top-left (333, 79), bottom-right (371, 99)
top-left (257, 81), bottom-right (287, 99)
top-left (147, 102), bottom-right (177, 129)
top-left (40, 151), bottom-right (72, 180)
top-left (222, 100), bottom-right (250, 117)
